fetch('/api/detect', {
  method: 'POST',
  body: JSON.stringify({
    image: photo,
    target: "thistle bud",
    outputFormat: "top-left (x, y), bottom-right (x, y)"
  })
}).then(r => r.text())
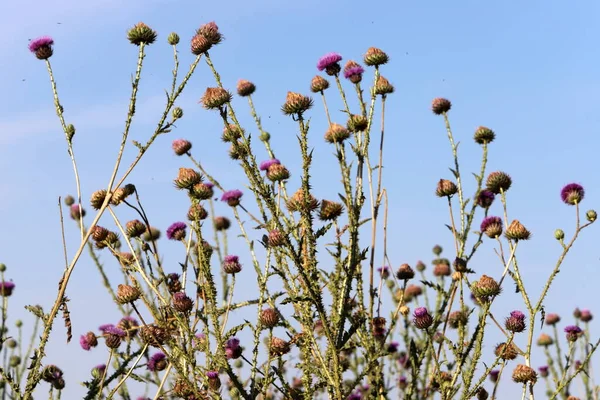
top-left (174, 168), bottom-right (202, 189)
top-left (436, 179), bottom-right (457, 197)
top-left (167, 32), bottom-right (179, 45)
top-left (140, 325), bottom-right (169, 347)
top-left (267, 230), bottom-right (285, 247)
top-left (324, 123), bottom-right (351, 143)
top-left (223, 255), bottom-right (242, 274)
top-left (266, 164), bottom-right (291, 182)
top-left (222, 124), bottom-right (243, 142)
top-left (413, 307), bottom-right (433, 330)
top-left (260, 308), bottom-right (280, 328)
top-left (191, 182), bottom-right (215, 200)
top-left (125, 220), bottom-right (146, 238)
top-left (90, 190), bottom-right (108, 210)
top-left (536, 333), bottom-right (553, 347)
top-left (116, 284), bottom-right (141, 304)
top-left (281, 92), bottom-right (313, 116)
top-left (91, 226), bottom-right (109, 242)
top-left (269, 337), bottom-right (291, 356)
top-left (586, 210), bottom-right (597, 222)
top-left (480, 216), bottom-right (503, 238)
top-left (374, 76), bottom-right (394, 95)
top-left (505, 311), bottom-right (526, 333)
top-left (495, 342), bottom-right (518, 360)
top-left (201, 87), bottom-right (232, 109)
top-left (512, 364), bottom-right (537, 384)
top-left (471, 275), bottom-right (501, 301)
top-left (363, 47), bottom-right (389, 67)
top-left (310, 76), bottom-right (329, 93)
top-left (473, 126), bottom-right (495, 145)
top-left (172, 292), bottom-right (194, 313)
top-left (214, 217), bottom-right (231, 231)
top-left (172, 139), bottom-right (192, 156)
top-left (431, 98), bottom-right (451, 115)
top-left (187, 204), bottom-right (208, 221)
top-left (236, 79), bottom-right (256, 97)
top-left (486, 171), bottom-right (512, 194)
top-left (319, 200), bottom-right (344, 221)
top-left (396, 264), bottom-right (415, 280)
top-left (127, 22), bottom-right (157, 46)
top-left (172, 107), bottom-right (183, 119)
top-left (505, 220), bottom-right (531, 241)
top-left (347, 114), bottom-right (368, 132)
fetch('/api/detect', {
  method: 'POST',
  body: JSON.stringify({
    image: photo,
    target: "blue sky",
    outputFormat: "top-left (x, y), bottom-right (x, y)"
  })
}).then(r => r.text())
top-left (1, 0), bottom-right (599, 398)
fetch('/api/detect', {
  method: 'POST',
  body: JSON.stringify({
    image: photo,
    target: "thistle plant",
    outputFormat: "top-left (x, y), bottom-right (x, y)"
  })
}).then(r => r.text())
top-left (0, 20), bottom-right (596, 400)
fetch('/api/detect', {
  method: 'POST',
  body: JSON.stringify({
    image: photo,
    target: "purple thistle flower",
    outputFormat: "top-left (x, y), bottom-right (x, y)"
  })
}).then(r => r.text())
top-left (476, 190), bottom-right (495, 208)
top-left (580, 309), bottom-right (593, 322)
top-left (79, 332), bottom-right (97, 351)
top-left (347, 393), bottom-right (362, 400)
top-left (565, 325), bottom-right (583, 341)
top-left (489, 369), bottom-right (500, 382)
top-left (480, 216), bottom-right (502, 232)
top-left (98, 324), bottom-right (115, 333)
top-left (413, 307), bottom-right (428, 317)
top-left (505, 310), bottom-right (526, 333)
top-left (221, 189), bottom-right (243, 206)
top-left (561, 183), bottom-right (585, 205)
top-left (343, 65), bottom-right (364, 80)
top-left (538, 366), bottom-right (549, 377)
top-left (377, 266), bottom-right (390, 279)
top-left (28, 36), bottom-right (54, 53)
top-left (147, 352), bottom-right (166, 372)
top-left (0, 281), bottom-right (15, 296)
top-left (259, 159), bottom-right (281, 171)
top-left (317, 52), bottom-right (342, 71)
top-left (387, 341), bottom-right (399, 353)
top-left (166, 222), bottom-right (186, 240)
top-left (225, 337), bottom-right (242, 359)
top-left (104, 326), bottom-right (126, 337)
top-left (413, 307), bottom-right (433, 330)
top-left (206, 371), bottom-right (219, 379)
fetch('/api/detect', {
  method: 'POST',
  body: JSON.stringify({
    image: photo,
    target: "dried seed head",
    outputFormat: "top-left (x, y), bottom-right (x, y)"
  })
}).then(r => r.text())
top-left (319, 200), bottom-right (344, 221)
top-left (236, 79), bottom-right (256, 97)
top-left (127, 22), bottom-right (157, 46)
top-left (436, 179), bottom-right (458, 197)
top-left (197, 21), bottom-right (223, 46)
top-left (536, 333), bottom-right (554, 347)
top-left (480, 216), bottom-right (503, 238)
top-left (269, 337), bottom-right (291, 356)
top-left (474, 126), bottom-right (495, 145)
top-left (471, 275), bottom-right (501, 301)
top-left (287, 189), bottom-right (320, 212)
top-left (187, 204), bottom-right (208, 221)
top-left (174, 168), bottom-right (202, 189)
top-left (324, 123), bottom-right (351, 143)
top-left (116, 284), bottom-right (141, 304)
top-left (90, 190), bottom-right (108, 210)
top-left (281, 92), bottom-right (313, 116)
top-left (512, 364), bottom-right (537, 384)
top-left (495, 342), bottom-right (518, 360)
top-left (374, 76), bottom-right (394, 95)
top-left (396, 264), bottom-right (415, 280)
top-left (431, 98), bottom-right (451, 114)
top-left (124, 220), bottom-right (145, 238)
top-left (172, 292), bottom-right (194, 313)
top-left (486, 171), bottom-right (512, 194)
top-left (363, 47), bottom-right (389, 67)
top-left (91, 226), bottom-right (109, 242)
top-left (172, 139), bottom-right (192, 156)
top-left (260, 308), bottom-right (280, 328)
top-left (347, 114), bottom-right (368, 132)
top-left (201, 87), bottom-right (232, 109)
top-left (310, 75), bottom-right (330, 93)
top-left (140, 325), bottom-right (170, 347)
top-left (267, 230), bottom-right (286, 247)
top-left (505, 220), bottom-right (531, 241)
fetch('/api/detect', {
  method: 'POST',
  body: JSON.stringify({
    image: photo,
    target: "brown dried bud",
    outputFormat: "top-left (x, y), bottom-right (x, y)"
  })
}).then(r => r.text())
top-left (172, 292), bottom-right (194, 313)
top-left (188, 204), bottom-right (208, 221)
top-left (267, 230), bottom-right (286, 247)
top-left (260, 308), bottom-right (280, 328)
top-left (396, 264), bottom-right (415, 280)
top-left (201, 87), bottom-right (232, 109)
top-left (269, 337), bottom-right (291, 356)
top-left (495, 342), bottom-right (519, 361)
top-left (91, 226), bottom-right (109, 242)
top-left (363, 47), bottom-right (389, 67)
top-left (174, 168), bottom-right (202, 189)
top-left (319, 200), bottom-right (344, 221)
top-left (214, 216), bottom-right (231, 231)
top-left (436, 179), bottom-right (458, 197)
top-left (287, 189), bottom-right (319, 212)
top-left (172, 139), bottom-right (192, 156)
top-left (236, 79), bottom-right (256, 97)
top-left (374, 76), bottom-right (394, 95)
top-left (433, 263), bottom-right (451, 277)
top-left (474, 126), bottom-right (495, 145)
top-left (471, 275), bottom-right (501, 300)
top-left (347, 114), bottom-right (368, 132)
top-left (140, 324), bottom-right (170, 348)
top-left (512, 364), bottom-right (537, 384)
top-left (448, 310), bottom-right (469, 329)
top-left (222, 124), bottom-right (244, 142)
top-left (116, 284), bottom-right (140, 304)
top-left (324, 123), bottom-right (351, 144)
top-left (310, 75), bottom-right (330, 93)
top-left (126, 219), bottom-right (146, 238)
top-left (90, 189), bottom-right (108, 210)
top-left (190, 34), bottom-right (211, 55)
top-left (266, 164), bottom-right (291, 182)
top-left (505, 220), bottom-right (531, 241)
top-left (281, 92), bottom-right (313, 116)
top-left (431, 98), bottom-right (452, 115)
top-left (537, 333), bottom-right (554, 347)
top-left (111, 184), bottom-right (135, 205)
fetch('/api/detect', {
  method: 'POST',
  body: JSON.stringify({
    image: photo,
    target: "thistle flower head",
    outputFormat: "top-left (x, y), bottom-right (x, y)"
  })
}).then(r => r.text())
top-left (310, 75), bottom-right (330, 92)
top-left (545, 313), bottom-right (561, 325)
top-left (117, 316), bottom-right (139, 339)
top-left (505, 310), bottom-right (526, 333)
top-left (537, 333), bottom-right (553, 347)
top-left (512, 364), bottom-right (537, 384)
top-left (538, 366), bottom-right (549, 378)
top-left (260, 308), bottom-right (280, 328)
top-left (191, 34), bottom-right (211, 55)
top-left (28, 36), bottom-right (54, 59)
top-left (236, 79), bottom-right (256, 97)
top-left (374, 76), bottom-right (394, 95)
top-left (166, 222), bottom-right (187, 241)
top-left (225, 337), bottom-right (242, 359)
top-left (471, 275), bottom-right (501, 301)
top-left (436, 179), bottom-right (457, 197)
top-left (214, 216), bottom-right (231, 231)
top-left (474, 126), bottom-right (496, 145)
top-left (343, 60), bottom-right (365, 83)
top-left (489, 370), bottom-right (500, 383)
top-left (187, 204), bottom-right (208, 221)
top-left (221, 189), bottom-right (243, 206)
top-left (191, 182), bottom-right (214, 201)
top-left (363, 47), bottom-right (389, 66)
top-left (317, 52), bottom-right (342, 75)
top-left (476, 190), bottom-right (495, 208)
top-left (281, 92), bottom-right (313, 116)
top-left (116, 284), bottom-right (141, 304)
top-left (431, 98), bottom-right (451, 115)
top-left (174, 168), bottom-right (202, 189)
top-left (505, 220), bottom-right (531, 241)
top-left (486, 171), bottom-right (512, 194)
top-left (480, 216), bottom-right (503, 238)
top-left (319, 200), bottom-right (344, 221)
top-left (172, 292), bottom-right (194, 313)
top-left (561, 183), bottom-right (585, 205)
top-left (580, 309), bottom-right (593, 322)
top-left (196, 21), bottom-right (223, 46)
top-left (412, 307), bottom-right (433, 330)
top-left (127, 22), bottom-right (157, 46)
top-left (80, 332), bottom-right (98, 351)
top-left (347, 114), bottom-right (368, 132)
top-left (200, 87), bottom-right (232, 109)
top-left (377, 266), bottom-right (390, 279)
top-left (172, 139), bottom-right (192, 156)
top-left (396, 264), bottom-right (415, 280)
top-left (147, 352), bottom-right (167, 372)
top-left (565, 325), bottom-right (583, 342)
top-left (260, 159), bottom-right (281, 171)
top-left (269, 337), bottom-right (291, 356)
top-left (266, 163), bottom-right (291, 182)
top-left (495, 342), bottom-right (518, 360)
top-left (325, 123), bottom-right (351, 143)
top-left (223, 255), bottom-right (242, 274)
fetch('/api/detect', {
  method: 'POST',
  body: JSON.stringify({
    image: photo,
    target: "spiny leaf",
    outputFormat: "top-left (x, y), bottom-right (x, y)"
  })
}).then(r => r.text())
top-left (224, 322), bottom-right (251, 339)
top-left (449, 168), bottom-right (458, 178)
top-left (60, 296), bottom-right (72, 343)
